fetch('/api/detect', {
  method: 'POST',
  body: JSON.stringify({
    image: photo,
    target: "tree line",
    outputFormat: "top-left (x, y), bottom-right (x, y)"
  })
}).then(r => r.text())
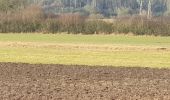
top-left (36, 0), bottom-right (170, 17)
top-left (0, 0), bottom-right (170, 36)
top-left (1, 0), bottom-right (170, 17)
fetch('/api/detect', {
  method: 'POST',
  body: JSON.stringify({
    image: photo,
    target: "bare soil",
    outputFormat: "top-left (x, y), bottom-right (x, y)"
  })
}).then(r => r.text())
top-left (0, 63), bottom-right (170, 100)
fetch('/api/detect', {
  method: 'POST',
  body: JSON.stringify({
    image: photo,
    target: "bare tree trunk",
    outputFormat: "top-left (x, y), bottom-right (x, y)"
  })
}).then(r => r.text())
top-left (74, 0), bottom-right (77, 8)
top-left (139, 0), bottom-right (143, 15)
top-left (69, 0), bottom-right (72, 13)
top-left (79, 0), bottom-right (82, 8)
top-left (69, 0), bottom-right (71, 8)
top-left (147, 0), bottom-right (152, 19)
top-left (92, 0), bottom-right (97, 8)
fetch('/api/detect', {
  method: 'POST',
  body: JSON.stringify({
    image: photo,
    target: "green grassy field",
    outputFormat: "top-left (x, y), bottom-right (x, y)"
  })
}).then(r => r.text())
top-left (0, 33), bottom-right (170, 68)
top-left (0, 33), bottom-right (170, 46)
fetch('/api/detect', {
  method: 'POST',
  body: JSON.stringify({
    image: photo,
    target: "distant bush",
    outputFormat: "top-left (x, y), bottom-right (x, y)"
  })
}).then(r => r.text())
top-left (112, 16), bottom-right (170, 36)
top-left (57, 13), bottom-right (85, 34)
top-left (0, 5), bottom-right (43, 33)
top-left (42, 18), bottom-right (61, 33)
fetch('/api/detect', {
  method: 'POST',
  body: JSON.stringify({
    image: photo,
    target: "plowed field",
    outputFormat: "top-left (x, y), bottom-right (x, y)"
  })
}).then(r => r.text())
top-left (0, 63), bottom-right (170, 100)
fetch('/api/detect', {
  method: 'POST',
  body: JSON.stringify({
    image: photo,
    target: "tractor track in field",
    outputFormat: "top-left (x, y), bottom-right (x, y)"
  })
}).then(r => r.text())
top-left (0, 63), bottom-right (170, 100)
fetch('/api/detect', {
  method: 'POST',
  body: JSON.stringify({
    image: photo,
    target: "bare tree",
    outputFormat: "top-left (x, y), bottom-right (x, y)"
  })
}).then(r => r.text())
top-left (92, 0), bottom-right (97, 8)
top-left (74, 0), bottom-right (77, 8)
top-left (139, 0), bottom-right (143, 15)
top-left (147, 0), bottom-right (152, 19)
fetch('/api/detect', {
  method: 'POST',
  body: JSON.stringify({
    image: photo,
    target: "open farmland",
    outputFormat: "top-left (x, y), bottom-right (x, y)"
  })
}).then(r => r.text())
top-left (1, 0), bottom-right (170, 99)
top-left (0, 34), bottom-right (170, 68)
top-left (0, 33), bottom-right (170, 99)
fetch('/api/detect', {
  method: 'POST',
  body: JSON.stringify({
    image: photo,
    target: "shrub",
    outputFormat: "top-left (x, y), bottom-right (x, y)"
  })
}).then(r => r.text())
top-left (0, 5), bottom-right (43, 33)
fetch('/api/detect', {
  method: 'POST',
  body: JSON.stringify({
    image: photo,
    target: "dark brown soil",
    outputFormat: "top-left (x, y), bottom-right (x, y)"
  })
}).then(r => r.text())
top-left (0, 63), bottom-right (170, 100)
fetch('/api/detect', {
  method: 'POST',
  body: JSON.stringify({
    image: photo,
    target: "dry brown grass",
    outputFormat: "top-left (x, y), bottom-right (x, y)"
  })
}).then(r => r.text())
top-left (0, 41), bottom-right (169, 52)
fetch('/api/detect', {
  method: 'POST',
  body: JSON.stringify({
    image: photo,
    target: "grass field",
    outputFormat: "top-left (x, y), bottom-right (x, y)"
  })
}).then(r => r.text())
top-left (0, 33), bottom-right (170, 68)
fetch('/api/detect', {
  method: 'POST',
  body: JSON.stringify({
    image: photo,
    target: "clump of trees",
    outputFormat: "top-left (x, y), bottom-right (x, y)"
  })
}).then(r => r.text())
top-left (39, 0), bottom-right (170, 17)
top-left (0, 0), bottom-right (170, 36)
top-left (1, 0), bottom-right (170, 17)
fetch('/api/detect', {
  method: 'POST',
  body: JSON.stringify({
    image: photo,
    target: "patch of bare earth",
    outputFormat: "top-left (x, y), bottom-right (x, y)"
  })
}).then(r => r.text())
top-left (0, 63), bottom-right (170, 100)
top-left (0, 41), bottom-right (169, 51)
